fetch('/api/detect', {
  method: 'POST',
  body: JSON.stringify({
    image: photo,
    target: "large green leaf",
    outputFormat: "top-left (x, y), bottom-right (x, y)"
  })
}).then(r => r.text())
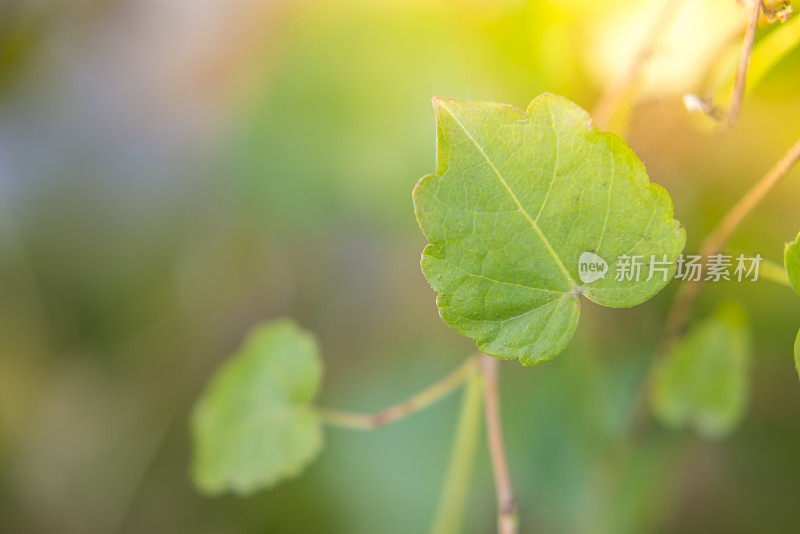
top-left (649, 303), bottom-right (750, 438)
top-left (191, 320), bottom-right (323, 496)
top-left (413, 94), bottom-right (685, 365)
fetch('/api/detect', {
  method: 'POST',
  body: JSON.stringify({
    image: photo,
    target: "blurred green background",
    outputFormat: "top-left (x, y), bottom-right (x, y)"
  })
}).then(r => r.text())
top-left (1, 0), bottom-right (800, 532)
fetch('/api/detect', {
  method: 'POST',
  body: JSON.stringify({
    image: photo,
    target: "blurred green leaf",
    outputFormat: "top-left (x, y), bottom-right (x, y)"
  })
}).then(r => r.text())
top-left (794, 329), bottom-right (800, 382)
top-left (650, 302), bottom-right (750, 438)
top-left (191, 319), bottom-right (323, 496)
top-left (784, 232), bottom-right (800, 379)
top-left (413, 94), bottom-right (685, 365)
top-left (784, 231), bottom-right (800, 296)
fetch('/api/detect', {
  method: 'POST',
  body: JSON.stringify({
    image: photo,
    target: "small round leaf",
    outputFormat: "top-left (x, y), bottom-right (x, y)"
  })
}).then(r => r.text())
top-left (191, 320), bottom-right (323, 496)
top-left (650, 303), bottom-right (750, 438)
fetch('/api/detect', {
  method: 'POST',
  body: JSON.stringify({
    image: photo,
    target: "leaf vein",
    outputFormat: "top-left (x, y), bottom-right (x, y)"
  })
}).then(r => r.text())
top-left (437, 100), bottom-right (577, 289)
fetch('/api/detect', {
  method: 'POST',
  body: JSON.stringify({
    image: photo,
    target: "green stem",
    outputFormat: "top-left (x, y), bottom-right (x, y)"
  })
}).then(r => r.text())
top-left (662, 134), bottom-right (800, 344)
top-left (727, 0), bottom-right (762, 124)
top-left (318, 356), bottom-right (478, 430)
top-left (430, 366), bottom-right (484, 534)
top-left (481, 355), bottom-right (519, 534)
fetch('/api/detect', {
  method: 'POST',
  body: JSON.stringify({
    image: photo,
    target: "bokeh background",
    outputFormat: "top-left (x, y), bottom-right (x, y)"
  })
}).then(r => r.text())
top-left (2, 0), bottom-right (800, 532)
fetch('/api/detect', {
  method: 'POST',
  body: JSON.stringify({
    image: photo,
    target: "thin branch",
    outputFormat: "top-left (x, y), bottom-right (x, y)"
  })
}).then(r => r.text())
top-left (727, 0), bottom-right (762, 124)
top-left (318, 356), bottom-right (478, 430)
top-left (664, 133), bottom-right (800, 345)
top-left (592, 0), bottom-right (683, 130)
top-left (480, 354), bottom-right (518, 534)
top-left (703, 137), bottom-right (800, 257)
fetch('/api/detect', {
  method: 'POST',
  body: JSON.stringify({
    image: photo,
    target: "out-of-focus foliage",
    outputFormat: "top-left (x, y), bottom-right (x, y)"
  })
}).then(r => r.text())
top-left (785, 231), bottom-right (800, 295)
top-left (785, 233), bottom-right (800, 378)
top-left (707, 13), bottom-right (800, 113)
top-left (0, 1), bottom-right (52, 97)
top-left (650, 303), bottom-right (751, 438)
top-left (2, 0), bottom-right (800, 532)
top-left (584, 0), bottom-right (745, 99)
top-left (795, 330), bottom-right (800, 380)
top-left (191, 320), bottom-right (323, 496)
top-left (413, 94), bottom-right (684, 365)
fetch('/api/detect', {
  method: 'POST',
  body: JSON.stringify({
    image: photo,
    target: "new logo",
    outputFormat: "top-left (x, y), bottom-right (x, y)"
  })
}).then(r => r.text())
top-left (578, 252), bottom-right (608, 284)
